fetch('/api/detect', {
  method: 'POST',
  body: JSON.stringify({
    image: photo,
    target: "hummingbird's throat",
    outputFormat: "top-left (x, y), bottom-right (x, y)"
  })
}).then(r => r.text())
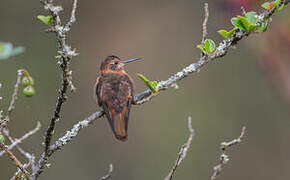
top-left (102, 69), bottom-right (126, 74)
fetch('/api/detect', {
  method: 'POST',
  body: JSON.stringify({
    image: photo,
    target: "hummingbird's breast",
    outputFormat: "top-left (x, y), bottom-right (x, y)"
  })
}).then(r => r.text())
top-left (97, 72), bottom-right (134, 110)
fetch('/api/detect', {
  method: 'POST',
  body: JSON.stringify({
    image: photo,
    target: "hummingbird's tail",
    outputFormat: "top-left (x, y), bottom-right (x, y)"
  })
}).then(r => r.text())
top-left (112, 113), bottom-right (128, 141)
top-left (103, 103), bottom-right (130, 142)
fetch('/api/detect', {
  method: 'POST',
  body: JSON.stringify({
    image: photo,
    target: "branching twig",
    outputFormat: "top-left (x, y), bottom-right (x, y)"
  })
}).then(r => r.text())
top-left (49, 111), bottom-right (104, 152)
top-left (0, 122), bottom-right (41, 156)
top-left (31, 0), bottom-right (78, 179)
top-left (164, 117), bottom-right (195, 180)
top-left (100, 164), bottom-right (114, 180)
top-left (10, 161), bottom-right (33, 180)
top-left (0, 142), bottom-right (29, 178)
top-left (133, 0), bottom-right (287, 105)
top-left (210, 126), bottom-right (246, 180)
top-left (0, 70), bottom-right (23, 130)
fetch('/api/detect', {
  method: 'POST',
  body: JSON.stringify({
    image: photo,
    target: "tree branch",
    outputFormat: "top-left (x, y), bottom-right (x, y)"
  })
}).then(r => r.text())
top-left (0, 122), bottom-right (41, 156)
top-left (99, 164), bottom-right (114, 180)
top-left (133, 0), bottom-right (287, 105)
top-left (49, 111), bottom-right (104, 152)
top-left (164, 116), bottom-right (195, 180)
top-left (0, 70), bottom-right (23, 130)
top-left (0, 142), bottom-right (29, 178)
top-left (201, 3), bottom-right (209, 43)
top-left (210, 126), bottom-right (246, 180)
top-left (31, 0), bottom-right (78, 179)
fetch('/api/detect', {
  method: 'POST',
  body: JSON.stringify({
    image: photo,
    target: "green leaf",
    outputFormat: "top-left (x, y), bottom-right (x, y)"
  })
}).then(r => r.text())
top-left (197, 39), bottom-right (216, 55)
top-left (245, 12), bottom-right (258, 25)
top-left (237, 16), bottom-right (252, 30)
top-left (10, 47), bottom-right (25, 57)
top-left (262, 1), bottom-right (285, 12)
top-left (151, 81), bottom-right (158, 91)
top-left (137, 73), bottom-right (150, 83)
top-left (231, 15), bottom-right (257, 32)
top-left (257, 19), bottom-right (269, 32)
top-left (218, 29), bottom-right (236, 39)
top-left (0, 42), bottom-right (25, 60)
top-left (0, 133), bottom-right (4, 144)
top-left (37, 15), bottom-right (52, 25)
top-left (275, 0), bottom-right (285, 12)
top-left (204, 39), bottom-right (216, 54)
top-left (218, 30), bottom-right (229, 38)
top-left (262, 2), bottom-right (270, 9)
top-left (231, 17), bottom-right (247, 31)
top-left (0, 42), bottom-right (13, 59)
top-left (228, 29), bottom-right (236, 38)
top-left (262, 19), bottom-right (269, 32)
top-left (137, 74), bottom-right (158, 93)
top-left (197, 44), bottom-right (207, 54)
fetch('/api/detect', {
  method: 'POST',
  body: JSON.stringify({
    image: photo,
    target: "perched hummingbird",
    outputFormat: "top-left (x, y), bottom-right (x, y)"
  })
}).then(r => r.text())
top-left (95, 55), bottom-right (140, 141)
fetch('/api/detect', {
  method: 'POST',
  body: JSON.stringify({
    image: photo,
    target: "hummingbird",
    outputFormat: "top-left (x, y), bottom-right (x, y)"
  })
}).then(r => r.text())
top-left (95, 55), bottom-right (140, 141)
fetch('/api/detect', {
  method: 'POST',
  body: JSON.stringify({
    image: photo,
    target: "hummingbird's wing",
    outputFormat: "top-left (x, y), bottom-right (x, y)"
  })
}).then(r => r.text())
top-left (95, 77), bottom-right (102, 106)
top-left (96, 74), bottom-right (133, 141)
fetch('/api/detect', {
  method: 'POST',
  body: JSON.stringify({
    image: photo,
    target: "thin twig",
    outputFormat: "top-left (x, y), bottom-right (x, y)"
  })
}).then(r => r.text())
top-left (134, 92), bottom-right (158, 105)
top-left (241, 6), bottom-right (246, 16)
top-left (30, 111), bottom-right (104, 177)
top-left (0, 122), bottom-right (41, 156)
top-left (100, 164), bottom-right (114, 180)
top-left (10, 160), bottom-right (33, 180)
top-left (50, 111), bottom-right (104, 152)
top-left (200, 3), bottom-right (209, 58)
top-left (0, 142), bottom-right (29, 178)
top-left (164, 117), bottom-right (195, 180)
top-left (64, 0), bottom-right (78, 32)
top-left (202, 3), bottom-right (209, 43)
top-left (210, 126), bottom-right (246, 180)
top-left (0, 70), bottom-right (23, 129)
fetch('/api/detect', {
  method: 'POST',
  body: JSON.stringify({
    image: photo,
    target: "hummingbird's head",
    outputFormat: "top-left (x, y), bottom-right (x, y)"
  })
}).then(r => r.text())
top-left (100, 55), bottom-right (140, 73)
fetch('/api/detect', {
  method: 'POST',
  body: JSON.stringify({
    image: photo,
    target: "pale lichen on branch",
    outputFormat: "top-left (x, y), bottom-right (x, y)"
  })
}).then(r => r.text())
top-left (210, 126), bottom-right (246, 180)
top-left (99, 164), bottom-right (114, 180)
top-left (30, 0), bottom-right (79, 179)
top-left (165, 117), bottom-right (195, 180)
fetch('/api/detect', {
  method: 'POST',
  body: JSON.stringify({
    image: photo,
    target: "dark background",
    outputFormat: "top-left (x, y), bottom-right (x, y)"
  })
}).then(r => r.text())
top-left (1, 0), bottom-right (290, 179)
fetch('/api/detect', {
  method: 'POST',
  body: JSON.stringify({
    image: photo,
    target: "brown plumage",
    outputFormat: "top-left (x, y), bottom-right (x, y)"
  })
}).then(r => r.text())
top-left (95, 55), bottom-right (139, 141)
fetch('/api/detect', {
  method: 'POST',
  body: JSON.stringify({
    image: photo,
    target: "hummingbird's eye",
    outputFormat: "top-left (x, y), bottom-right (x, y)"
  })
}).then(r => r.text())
top-left (114, 61), bottom-right (118, 65)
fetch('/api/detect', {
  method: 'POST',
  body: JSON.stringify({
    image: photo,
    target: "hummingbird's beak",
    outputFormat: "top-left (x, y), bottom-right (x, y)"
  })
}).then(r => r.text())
top-left (122, 58), bottom-right (141, 64)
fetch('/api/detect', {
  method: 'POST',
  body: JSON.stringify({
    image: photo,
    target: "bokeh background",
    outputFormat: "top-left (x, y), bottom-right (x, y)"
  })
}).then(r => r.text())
top-left (1, 0), bottom-right (290, 179)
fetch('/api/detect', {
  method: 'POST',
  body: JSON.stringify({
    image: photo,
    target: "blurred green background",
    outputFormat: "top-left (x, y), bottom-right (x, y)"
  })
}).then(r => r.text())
top-left (1, 0), bottom-right (290, 179)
